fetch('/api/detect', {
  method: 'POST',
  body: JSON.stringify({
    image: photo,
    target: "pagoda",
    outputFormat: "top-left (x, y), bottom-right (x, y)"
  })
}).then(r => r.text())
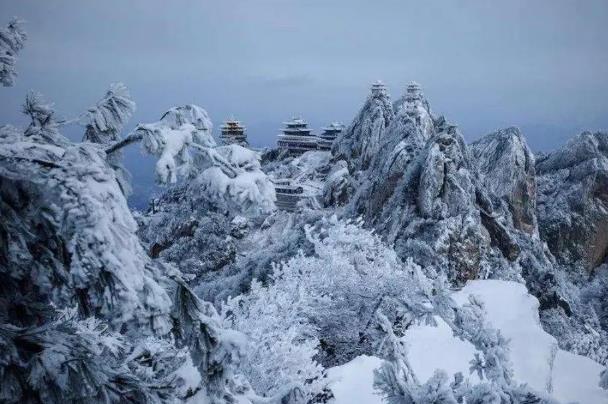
top-left (370, 80), bottom-right (388, 97)
top-left (276, 117), bottom-right (318, 155)
top-left (404, 82), bottom-right (424, 125)
top-left (220, 118), bottom-right (248, 146)
top-left (405, 81), bottom-right (422, 103)
top-left (317, 122), bottom-right (344, 151)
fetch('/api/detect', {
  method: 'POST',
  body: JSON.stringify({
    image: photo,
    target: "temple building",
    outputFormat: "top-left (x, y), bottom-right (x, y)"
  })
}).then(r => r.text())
top-left (405, 82), bottom-right (422, 125)
top-left (273, 179), bottom-right (305, 211)
top-left (405, 81), bottom-right (422, 103)
top-left (276, 117), bottom-right (319, 155)
top-left (370, 80), bottom-right (388, 97)
top-left (220, 118), bottom-right (248, 146)
top-left (317, 122), bottom-right (344, 151)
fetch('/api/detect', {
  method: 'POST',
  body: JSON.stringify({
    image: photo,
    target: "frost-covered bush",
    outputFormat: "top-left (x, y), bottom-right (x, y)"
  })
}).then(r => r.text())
top-left (221, 216), bottom-right (439, 399)
top-left (295, 216), bottom-right (435, 364)
top-left (222, 280), bottom-right (323, 399)
top-left (193, 209), bottom-right (324, 303)
top-left (373, 286), bottom-right (559, 404)
top-left (0, 18), bottom-right (26, 87)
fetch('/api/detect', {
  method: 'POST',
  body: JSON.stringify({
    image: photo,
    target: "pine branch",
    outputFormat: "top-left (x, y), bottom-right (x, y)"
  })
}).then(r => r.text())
top-left (105, 132), bottom-right (143, 154)
top-left (189, 142), bottom-right (241, 178)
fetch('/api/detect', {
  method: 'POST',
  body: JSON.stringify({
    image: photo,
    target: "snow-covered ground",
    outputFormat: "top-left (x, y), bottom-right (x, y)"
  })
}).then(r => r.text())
top-left (327, 280), bottom-right (607, 404)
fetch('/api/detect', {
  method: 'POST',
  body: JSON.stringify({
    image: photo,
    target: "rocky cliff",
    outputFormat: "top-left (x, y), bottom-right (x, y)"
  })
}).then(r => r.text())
top-left (328, 82), bottom-right (608, 364)
top-left (536, 131), bottom-right (608, 271)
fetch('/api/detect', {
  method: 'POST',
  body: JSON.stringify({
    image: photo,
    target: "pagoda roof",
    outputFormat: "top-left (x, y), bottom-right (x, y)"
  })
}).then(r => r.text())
top-left (221, 120), bottom-right (245, 128)
top-left (321, 122), bottom-right (345, 131)
top-left (283, 117), bottom-right (308, 125)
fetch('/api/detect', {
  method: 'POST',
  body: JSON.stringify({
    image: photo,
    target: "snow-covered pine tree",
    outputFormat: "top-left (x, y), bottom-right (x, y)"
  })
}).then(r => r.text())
top-left (115, 104), bottom-right (275, 214)
top-left (0, 121), bottom-right (187, 402)
top-left (0, 17), bottom-right (26, 87)
top-left (413, 371), bottom-right (459, 404)
top-left (23, 91), bottom-right (61, 143)
top-left (81, 83), bottom-right (136, 195)
top-left (373, 312), bottom-right (420, 404)
top-left (451, 296), bottom-right (560, 402)
top-left (0, 92), bottom-right (283, 402)
top-left (372, 269), bottom-right (563, 403)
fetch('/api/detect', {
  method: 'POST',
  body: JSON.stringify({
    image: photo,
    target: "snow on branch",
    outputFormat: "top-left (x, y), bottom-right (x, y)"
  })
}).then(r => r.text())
top-left (82, 82), bottom-right (136, 143)
top-left (81, 83), bottom-right (137, 195)
top-left (137, 121), bottom-right (198, 184)
top-left (128, 105), bottom-right (275, 214)
top-left (23, 91), bottom-right (61, 143)
top-left (0, 17), bottom-right (26, 87)
top-left (160, 104), bottom-right (214, 144)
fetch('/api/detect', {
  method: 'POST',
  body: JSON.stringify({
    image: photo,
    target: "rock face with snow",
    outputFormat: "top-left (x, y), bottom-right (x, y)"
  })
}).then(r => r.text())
top-left (470, 127), bottom-right (537, 235)
top-left (328, 81), bottom-right (608, 366)
top-left (349, 82), bottom-right (436, 217)
top-left (377, 123), bottom-right (491, 284)
top-left (333, 84), bottom-right (539, 285)
top-left (332, 80), bottom-right (394, 172)
top-left (536, 131), bottom-right (608, 270)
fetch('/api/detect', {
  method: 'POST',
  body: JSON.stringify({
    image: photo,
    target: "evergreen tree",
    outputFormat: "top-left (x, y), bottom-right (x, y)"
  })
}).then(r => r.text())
top-left (81, 83), bottom-right (136, 195)
top-left (0, 18), bottom-right (26, 87)
top-left (23, 92), bottom-right (61, 143)
top-left (0, 91), bottom-right (282, 403)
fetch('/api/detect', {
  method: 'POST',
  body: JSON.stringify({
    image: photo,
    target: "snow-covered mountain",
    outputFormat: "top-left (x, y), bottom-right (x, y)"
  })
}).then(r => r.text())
top-left (128, 80), bottom-right (608, 402)
top-left (324, 82), bottom-right (608, 369)
top-left (2, 73), bottom-right (607, 402)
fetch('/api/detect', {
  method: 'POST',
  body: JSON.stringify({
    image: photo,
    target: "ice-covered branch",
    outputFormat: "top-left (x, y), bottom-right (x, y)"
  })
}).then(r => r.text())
top-left (127, 105), bottom-right (275, 214)
top-left (105, 131), bottom-right (143, 154)
top-left (0, 17), bottom-right (26, 87)
top-left (82, 82), bottom-right (136, 143)
top-left (23, 91), bottom-right (60, 143)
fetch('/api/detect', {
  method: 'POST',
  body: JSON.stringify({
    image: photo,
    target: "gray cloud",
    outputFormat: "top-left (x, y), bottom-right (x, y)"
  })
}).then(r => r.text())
top-left (1, 0), bottom-right (607, 207)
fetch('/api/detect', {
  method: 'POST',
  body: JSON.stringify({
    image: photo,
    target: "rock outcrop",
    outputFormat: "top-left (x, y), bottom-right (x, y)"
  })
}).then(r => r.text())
top-left (328, 82), bottom-right (608, 364)
top-left (536, 131), bottom-right (608, 271)
top-left (332, 80), bottom-right (394, 172)
top-left (334, 83), bottom-right (526, 285)
top-left (349, 82), bottom-right (436, 219)
top-left (379, 123), bottom-right (491, 284)
top-left (470, 127), bottom-right (537, 235)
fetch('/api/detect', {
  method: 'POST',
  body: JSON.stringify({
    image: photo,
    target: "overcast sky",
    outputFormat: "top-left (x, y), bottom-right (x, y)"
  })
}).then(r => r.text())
top-left (1, 0), bottom-right (607, 207)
